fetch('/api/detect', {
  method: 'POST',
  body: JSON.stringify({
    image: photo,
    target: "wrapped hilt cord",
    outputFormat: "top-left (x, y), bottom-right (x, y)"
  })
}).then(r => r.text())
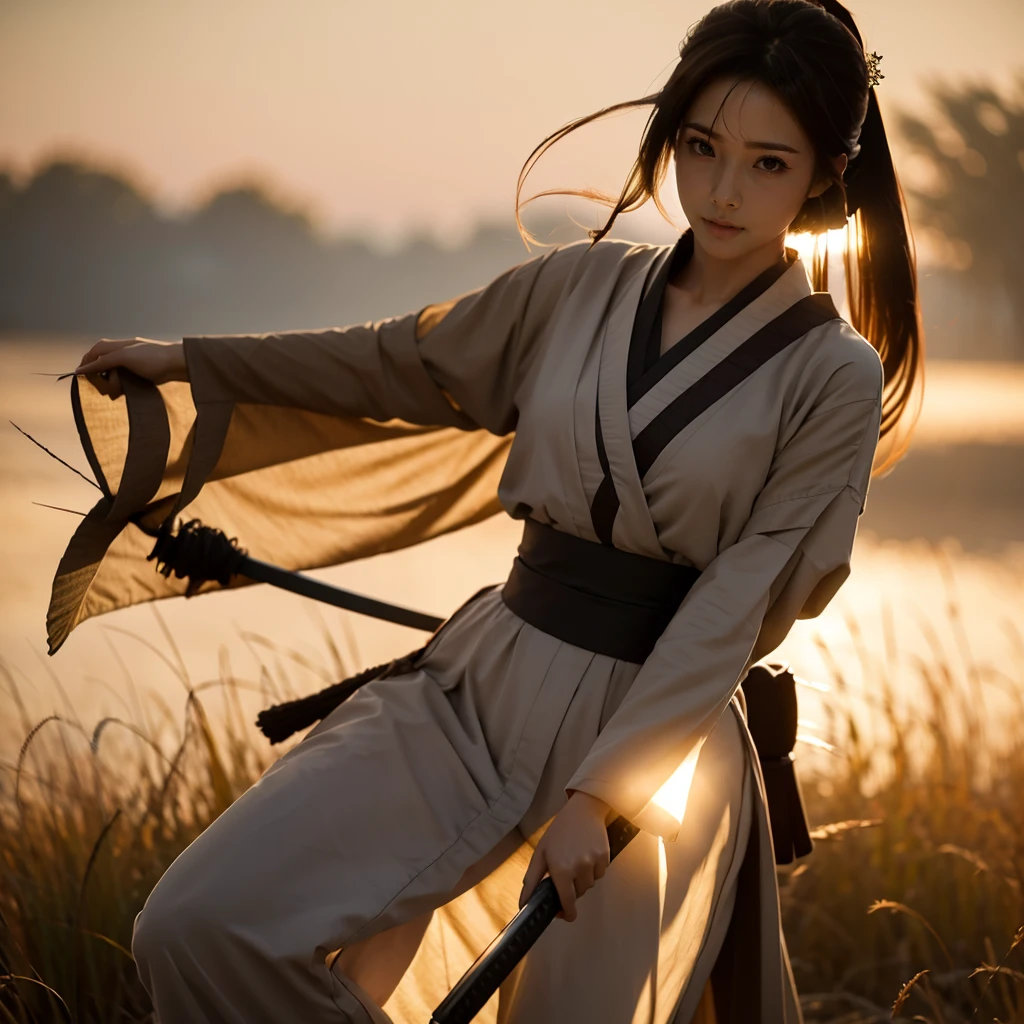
top-left (148, 518), bottom-right (444, 633)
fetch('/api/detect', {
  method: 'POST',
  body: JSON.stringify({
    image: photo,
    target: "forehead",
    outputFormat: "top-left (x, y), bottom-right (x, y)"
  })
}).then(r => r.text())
top-left (684, 78), bottom-right (809, 147)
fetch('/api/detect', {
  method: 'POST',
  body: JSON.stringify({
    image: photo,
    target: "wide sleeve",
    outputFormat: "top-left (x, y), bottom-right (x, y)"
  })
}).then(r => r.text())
top-left (565, 349), bottom-right (885, 840)
top-left (182, 239), bottom-right (593, 437)
top-left (46, 242), bottom-right (594, 653)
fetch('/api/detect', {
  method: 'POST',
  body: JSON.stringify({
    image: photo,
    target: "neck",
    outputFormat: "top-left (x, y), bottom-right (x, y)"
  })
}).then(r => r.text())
top-left (671, 229), bottom-right (788, 305)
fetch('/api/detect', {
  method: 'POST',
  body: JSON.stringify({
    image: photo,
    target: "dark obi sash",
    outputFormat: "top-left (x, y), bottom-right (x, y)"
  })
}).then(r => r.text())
top-left (500, 518), bottom-right (701, 664)
top-left (500, 517), bottom-right (813, 865)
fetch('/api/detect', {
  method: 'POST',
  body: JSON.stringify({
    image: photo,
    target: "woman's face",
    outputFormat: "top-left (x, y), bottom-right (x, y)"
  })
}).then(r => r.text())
top-left (674, 77), bottom-right (841, 259)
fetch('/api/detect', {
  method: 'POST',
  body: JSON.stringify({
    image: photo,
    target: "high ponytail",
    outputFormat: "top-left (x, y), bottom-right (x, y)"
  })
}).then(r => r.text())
top-left (516, 0), bottom-right (924, 476)
top-left (815, 0), bottom-right (924, 473)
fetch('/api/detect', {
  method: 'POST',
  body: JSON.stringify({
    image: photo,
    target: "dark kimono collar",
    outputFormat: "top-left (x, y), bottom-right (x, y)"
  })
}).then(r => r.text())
top-left (625, 228), bottom-right (799, 409)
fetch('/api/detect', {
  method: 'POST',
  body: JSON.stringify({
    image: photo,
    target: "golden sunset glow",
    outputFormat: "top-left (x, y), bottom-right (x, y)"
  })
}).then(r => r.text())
top-left (649, 743), bottom-right (703, 825)
top-left (785, 222), bottom-right (857, 262)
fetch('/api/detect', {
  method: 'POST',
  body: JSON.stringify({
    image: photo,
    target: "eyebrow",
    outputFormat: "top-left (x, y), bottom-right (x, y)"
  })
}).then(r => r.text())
top-left (682, 122), bottom-right (800, 154)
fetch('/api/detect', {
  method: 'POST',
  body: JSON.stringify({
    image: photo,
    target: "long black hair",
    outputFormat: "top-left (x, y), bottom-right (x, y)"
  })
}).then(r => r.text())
top-left (516, 0), bottom-right (922, 474)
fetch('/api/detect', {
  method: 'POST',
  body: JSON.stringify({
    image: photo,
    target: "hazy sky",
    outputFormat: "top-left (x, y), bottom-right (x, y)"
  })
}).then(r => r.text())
top-left (1, 0), bottom-right (1021, 245)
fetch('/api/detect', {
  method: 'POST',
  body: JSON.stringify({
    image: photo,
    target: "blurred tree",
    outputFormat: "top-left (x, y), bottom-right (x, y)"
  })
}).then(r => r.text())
top-left (899, 80), bottom-right (1024, 356)
top-left (0, 169), bottom-right (14, 215)
top-left (0, 157), bottom-right (556, 338)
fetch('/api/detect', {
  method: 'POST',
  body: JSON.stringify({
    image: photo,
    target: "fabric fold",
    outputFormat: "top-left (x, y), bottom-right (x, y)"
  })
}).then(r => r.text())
top-left (565, 354), bottom-right (884, 839)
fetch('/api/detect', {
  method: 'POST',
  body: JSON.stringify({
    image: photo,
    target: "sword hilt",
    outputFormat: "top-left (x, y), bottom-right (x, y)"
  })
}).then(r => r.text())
top-left (429, 815), bottom-right (640, 1024)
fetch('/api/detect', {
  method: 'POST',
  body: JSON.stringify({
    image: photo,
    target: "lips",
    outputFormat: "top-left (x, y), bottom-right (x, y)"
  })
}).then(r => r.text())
top-left (702, 217), bottom-right (744, 237)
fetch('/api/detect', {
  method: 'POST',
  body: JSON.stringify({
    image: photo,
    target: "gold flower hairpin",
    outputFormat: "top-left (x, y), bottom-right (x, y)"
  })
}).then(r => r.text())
top-left (866, 51), bottom-right (884, 89)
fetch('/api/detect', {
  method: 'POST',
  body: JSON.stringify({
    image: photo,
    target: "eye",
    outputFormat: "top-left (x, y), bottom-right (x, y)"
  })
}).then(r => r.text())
top-left (684, 135), bottom-right (715, 158)
top-left (755, 154), bottom-right (790, 173)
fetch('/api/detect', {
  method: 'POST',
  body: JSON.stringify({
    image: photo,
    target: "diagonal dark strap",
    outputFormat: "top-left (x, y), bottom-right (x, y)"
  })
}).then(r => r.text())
top-left (634, 293), bottom-right (838, 478)
top-left (590, 400), bottom-right (619, 545)
top-left (599, 243), bottom-right (681, 546)
top-left (627, 255), bottom-right (793, 409)
top-left (625, 251), bottom-right (673, 395)
top-left (590, 473), bottom-right (620, 546)
top-left (590, 293), bottom-right (839, 544)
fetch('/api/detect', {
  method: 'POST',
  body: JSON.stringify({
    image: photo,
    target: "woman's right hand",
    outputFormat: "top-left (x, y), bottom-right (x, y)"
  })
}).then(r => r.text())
top-left (74, 338), bottom-right (189, 398)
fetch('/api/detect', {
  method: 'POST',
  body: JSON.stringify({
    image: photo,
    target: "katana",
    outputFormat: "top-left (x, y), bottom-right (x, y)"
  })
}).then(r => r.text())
top-left (429, 816), bottom-right (640, 1024)
top-left (147, 518), bottom-right (444, 633)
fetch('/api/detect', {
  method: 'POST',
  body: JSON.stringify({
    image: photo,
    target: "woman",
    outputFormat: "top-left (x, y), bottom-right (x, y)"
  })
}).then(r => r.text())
top-left (59, 0), bottom-right (921, 1020)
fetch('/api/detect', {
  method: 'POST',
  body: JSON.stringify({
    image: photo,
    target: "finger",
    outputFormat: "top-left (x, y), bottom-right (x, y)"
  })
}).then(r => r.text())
top-left (550, 866), bottom-right (577, 922)
top-left (75, 339), bottom-right (135, 370)
top-left (76, 342), bottom-right (110, 367)
top-left (574, 863), bottom-right (596, 898)
top-left (75, 351), bottom-right (127, 375)
top-left (519, 849), bottom-right (547, 909)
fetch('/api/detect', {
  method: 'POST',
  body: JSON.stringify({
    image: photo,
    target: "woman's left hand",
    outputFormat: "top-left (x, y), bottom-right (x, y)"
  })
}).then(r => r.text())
top-left (519, 789), bottom-right (616, 923)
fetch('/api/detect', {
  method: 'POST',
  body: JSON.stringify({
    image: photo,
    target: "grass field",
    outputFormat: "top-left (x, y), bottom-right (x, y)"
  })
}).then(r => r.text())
top-left (1, 588), bottom-right (1022, 1024)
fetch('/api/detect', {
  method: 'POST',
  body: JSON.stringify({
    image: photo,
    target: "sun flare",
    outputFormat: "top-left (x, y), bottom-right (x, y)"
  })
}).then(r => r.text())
top-left (649, 743), bottom-right (703, 825)
top-left (785, 216), bottom-right (861, 263)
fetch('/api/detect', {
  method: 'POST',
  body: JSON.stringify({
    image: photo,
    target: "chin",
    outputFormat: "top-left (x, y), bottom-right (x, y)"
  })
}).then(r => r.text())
top-left (692, 224), bottom-right (752, 255)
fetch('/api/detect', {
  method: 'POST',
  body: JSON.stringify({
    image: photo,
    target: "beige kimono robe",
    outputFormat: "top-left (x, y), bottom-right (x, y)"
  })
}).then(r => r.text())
top-left (49, 233), bottom-right (884, 1024)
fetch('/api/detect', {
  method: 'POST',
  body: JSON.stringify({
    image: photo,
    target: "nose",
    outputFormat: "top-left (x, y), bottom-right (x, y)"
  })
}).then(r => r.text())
top-left (709, 161), bottom-right (741, 211)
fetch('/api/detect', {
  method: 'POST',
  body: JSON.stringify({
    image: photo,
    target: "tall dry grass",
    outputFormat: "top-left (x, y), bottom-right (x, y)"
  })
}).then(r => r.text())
top-left (780, 584), bottom-right (1024, 1023)
top-left (1, 583), bottom-right (1022, 1023)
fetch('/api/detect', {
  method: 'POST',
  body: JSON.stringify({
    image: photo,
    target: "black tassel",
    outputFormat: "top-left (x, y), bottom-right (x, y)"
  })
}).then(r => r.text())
top-left (758, 754), bottom-right (814, 864)
top-left (255, 646), bottom-right (427, 744)
top-left (148, 518), bottom-right (248, 596)
top-left (740, 660), bottom-right (815, 864)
